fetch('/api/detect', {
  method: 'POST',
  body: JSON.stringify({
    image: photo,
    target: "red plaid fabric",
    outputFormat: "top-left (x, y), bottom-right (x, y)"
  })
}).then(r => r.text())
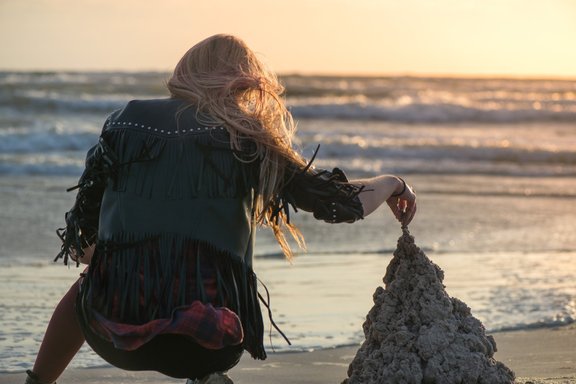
top-left (83, 263), bottom-right (245, 352)
top-left (89, 301), bottom-right (243, 351)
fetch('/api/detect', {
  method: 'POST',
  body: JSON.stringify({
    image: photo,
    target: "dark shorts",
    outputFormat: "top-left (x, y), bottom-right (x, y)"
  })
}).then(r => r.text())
top-left (75, 287), bottom-right (244, 379)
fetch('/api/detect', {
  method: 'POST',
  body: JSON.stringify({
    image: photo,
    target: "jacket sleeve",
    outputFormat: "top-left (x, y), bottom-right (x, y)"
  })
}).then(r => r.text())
top-left (278, 164), bottom-right (365, 224)
top-left (54, 136), bottom-right (117, 265)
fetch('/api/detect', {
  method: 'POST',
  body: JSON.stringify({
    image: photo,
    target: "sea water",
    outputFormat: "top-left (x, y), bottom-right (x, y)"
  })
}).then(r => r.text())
top-left (0, 72), bottom-right (575, 371)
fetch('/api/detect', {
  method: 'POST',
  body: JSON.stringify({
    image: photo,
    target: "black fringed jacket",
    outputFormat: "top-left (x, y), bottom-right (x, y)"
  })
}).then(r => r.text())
top-left (56, 98), bottom-right (364, 359)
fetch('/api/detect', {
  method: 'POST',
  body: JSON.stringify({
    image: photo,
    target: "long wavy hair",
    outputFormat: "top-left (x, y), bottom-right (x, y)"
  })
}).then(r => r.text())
top-left (167, 34), bottom-right (306, 259)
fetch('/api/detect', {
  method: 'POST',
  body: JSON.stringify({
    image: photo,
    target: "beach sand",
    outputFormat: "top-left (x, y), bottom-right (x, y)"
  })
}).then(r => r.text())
top-left (1, 325), bottom-right (574, 384)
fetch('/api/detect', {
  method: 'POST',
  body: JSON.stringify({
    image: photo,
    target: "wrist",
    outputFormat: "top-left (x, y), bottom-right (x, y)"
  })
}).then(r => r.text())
top-left (391, 177), bottom-right (406, 197)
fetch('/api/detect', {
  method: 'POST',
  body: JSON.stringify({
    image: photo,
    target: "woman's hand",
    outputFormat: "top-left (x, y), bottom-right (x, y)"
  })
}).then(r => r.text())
top-left (70, 244), bottom-right (95, 265)
top-left (386, 177), bottom-right (417, 226)
top-left (352, 175), bottom-right (417, 225)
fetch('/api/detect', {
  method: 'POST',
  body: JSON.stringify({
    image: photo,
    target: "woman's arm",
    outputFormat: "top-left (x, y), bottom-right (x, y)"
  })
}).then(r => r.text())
top-left (352, 175), bottom-right (417, 226)
top-left (55, 137), bottom-right (113, 266)
top-left (280, 165), bottom-right (416, 226)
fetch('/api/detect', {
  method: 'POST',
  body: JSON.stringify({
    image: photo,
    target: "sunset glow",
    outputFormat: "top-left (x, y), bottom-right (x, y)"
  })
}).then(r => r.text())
top-left (1, 0), bottom-right (575, 77)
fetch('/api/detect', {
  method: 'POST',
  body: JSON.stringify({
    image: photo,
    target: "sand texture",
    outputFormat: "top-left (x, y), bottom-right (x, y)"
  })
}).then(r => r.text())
top-left (345, 229), bottom-right (515, 384)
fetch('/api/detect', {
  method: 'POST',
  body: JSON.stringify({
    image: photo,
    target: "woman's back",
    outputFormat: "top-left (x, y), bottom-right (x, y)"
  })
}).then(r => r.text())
top-left (98, 98), bottom-right (257, 256)
top-left (78, 97), bottom-right (266, 358)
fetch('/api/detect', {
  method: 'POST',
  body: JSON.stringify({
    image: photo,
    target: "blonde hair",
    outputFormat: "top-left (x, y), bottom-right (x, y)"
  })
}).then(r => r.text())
top-left (167, 34), bottom-right (306, 259)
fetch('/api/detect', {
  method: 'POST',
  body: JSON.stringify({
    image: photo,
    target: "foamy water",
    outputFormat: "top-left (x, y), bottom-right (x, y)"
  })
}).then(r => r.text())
top-left (1, 72), bottom-right (575, 177)
top-left (0, 72), bottom-right (575, 372)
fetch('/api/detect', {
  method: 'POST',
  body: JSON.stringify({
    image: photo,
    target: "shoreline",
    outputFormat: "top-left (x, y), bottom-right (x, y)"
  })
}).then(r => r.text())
top-left (1, 325), bottom-right (574, 383)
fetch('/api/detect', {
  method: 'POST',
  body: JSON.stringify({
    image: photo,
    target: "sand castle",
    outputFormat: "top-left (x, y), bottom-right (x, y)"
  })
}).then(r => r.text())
top-left (345, 228), bottom-right (515, 384)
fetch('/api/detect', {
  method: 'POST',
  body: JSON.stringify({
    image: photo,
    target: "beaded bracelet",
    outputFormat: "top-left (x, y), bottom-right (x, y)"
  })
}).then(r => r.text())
top-left (391, 177), bottom-right (407, 197)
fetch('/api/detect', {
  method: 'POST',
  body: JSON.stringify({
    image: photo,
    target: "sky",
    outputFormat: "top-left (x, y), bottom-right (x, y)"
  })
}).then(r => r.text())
top-left (1, 0), bottom-right (575, 77)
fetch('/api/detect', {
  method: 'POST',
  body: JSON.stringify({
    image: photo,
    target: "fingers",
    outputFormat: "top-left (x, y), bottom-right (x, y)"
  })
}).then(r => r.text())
top-left (386, 178), bottom-right (417, 226)
top-left (393, 188), bottom-right (417, 226)
top-left (387, 197), bottom-right (415, 224)
top-left (401, 201), bottom-right (417, 226)
top-left (387, 198), bottom-right (404, 222)
top-left (397, 197), bottom-right (415, 225)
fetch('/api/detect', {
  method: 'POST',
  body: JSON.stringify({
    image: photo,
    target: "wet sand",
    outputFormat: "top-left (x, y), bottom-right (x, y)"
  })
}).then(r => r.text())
top-left (1, 325), bottom-right (574, 384)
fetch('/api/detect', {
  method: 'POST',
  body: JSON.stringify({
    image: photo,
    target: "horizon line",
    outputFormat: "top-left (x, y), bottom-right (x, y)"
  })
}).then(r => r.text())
top-left (1, 68), bottom-right (576, 81)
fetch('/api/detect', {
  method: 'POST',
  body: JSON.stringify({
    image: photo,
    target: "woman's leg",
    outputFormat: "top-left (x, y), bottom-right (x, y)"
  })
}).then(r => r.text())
top-left (30, 279), bottom-right (85, 383)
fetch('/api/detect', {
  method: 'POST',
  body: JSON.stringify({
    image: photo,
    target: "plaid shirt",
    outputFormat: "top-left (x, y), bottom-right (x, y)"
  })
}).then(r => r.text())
top-left (89, 301), bottom-right (243, 351)
top-left (85, 271), bottom-right (244, 351)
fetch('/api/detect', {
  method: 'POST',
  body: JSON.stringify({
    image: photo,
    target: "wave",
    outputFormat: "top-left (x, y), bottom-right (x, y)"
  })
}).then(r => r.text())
top-left (0, 130), bottom-right (98, 153)
top-left (489, 318), bottom-right (575, 333)
top-left (2, 131), bottom-right (574, 169)
top-left (4, 94), bottom-right (575, 123)
top-left (311, 139), bottom-right (576, 164)
top-left (2, 128), bottom-right (576, 178)
top-left (283, 75), bottom-right (576, 123)
top-left (2, 71), bottom-right (575, 123)
top-left (255, 247), bottom-right (400, 259)
top-left (1, 72), bottom-right (574, 177)
top-left (289, 101), bottom-right (576, 123)
top-left (2, 92), bottom-right (130, 114)
top-left (0, 161), bottom-right (83, 176)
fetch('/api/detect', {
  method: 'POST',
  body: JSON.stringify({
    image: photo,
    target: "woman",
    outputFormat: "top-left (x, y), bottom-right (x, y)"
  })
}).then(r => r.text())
top-left (26, 34), bottom-right (416, 384)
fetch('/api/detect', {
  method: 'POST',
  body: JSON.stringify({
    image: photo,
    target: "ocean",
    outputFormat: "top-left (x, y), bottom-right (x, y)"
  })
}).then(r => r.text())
top-left (1, 72), bottom-right (575, 372)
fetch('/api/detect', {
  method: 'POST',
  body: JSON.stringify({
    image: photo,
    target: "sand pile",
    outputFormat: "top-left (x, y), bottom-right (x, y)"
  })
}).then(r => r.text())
top-left (345, 228), bottom-right (515, 384)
